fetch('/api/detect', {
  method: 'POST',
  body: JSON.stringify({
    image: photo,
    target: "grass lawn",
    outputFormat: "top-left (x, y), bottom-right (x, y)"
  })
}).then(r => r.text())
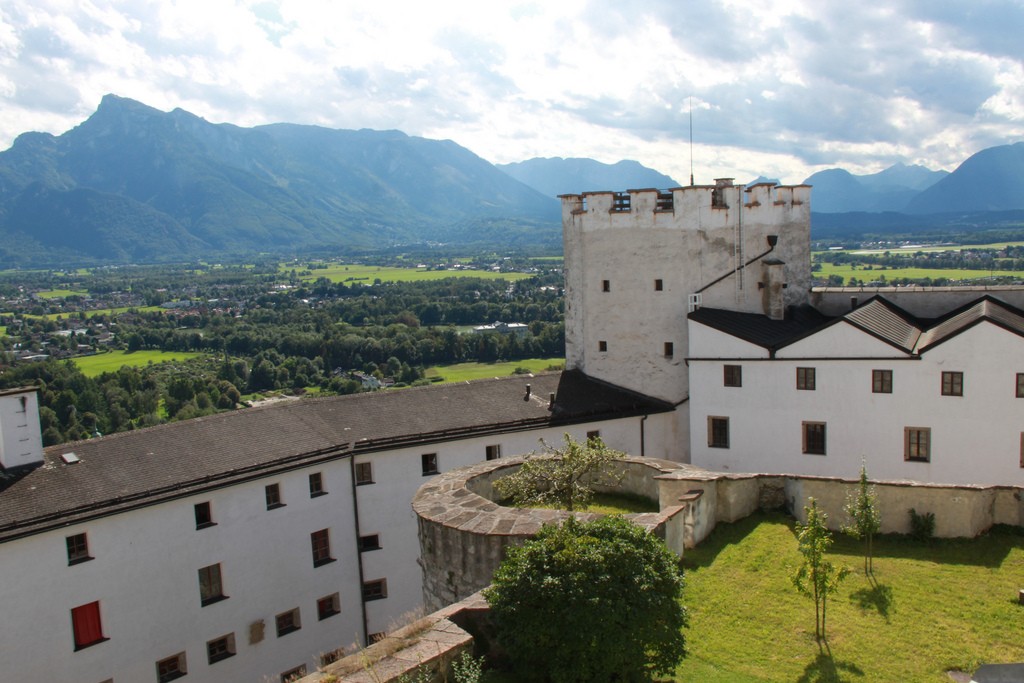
top-left (677, 512), bottom-right (1024, 682)
top-left (72, 350), bottom-right (206, 377)
top-left (295, 263), bottom-right (533, 284)
top-left (424, 358), bottom-right (564, 382)
top-left (36, 288), bottom-right (89, 298)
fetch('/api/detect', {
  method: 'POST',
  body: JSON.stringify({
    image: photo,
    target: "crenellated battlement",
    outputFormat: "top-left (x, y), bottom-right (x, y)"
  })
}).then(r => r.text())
top-left (560, 181), bottom-right (811, 227)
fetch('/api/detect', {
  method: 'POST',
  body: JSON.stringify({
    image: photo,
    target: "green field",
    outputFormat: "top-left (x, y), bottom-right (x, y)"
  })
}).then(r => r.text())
top-left (36, 289), bottom-right (89, 299)
top-left (72, 350), bottom-right (206, 377)
top-left (814, 262), bottom-right (1022, 283)
top-left (844, 240), bottom-right (1024, 255)
top-left (425, 358), bottom-right (564, 382)
top-left (676, 513), bottom-right (1024, 682)
top-left (296, 263), bottom-right (533, 284)
top-left (19, 305), bottom-right (165, 321)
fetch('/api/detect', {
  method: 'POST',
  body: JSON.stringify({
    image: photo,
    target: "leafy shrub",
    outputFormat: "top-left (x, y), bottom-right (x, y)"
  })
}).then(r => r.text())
top-left (908, 508), bottom-right (936, 541)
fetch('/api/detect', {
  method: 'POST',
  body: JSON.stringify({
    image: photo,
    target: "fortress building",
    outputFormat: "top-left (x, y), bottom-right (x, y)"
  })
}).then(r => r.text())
top-left (3, 178), bottom-right (1024, 682)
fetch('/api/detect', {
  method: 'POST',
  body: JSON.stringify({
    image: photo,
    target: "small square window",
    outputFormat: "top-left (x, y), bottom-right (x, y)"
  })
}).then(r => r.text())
top-left (362, 578), bottom-right (388, 601)
top-left (198, 563), bottom-right (227, 606)
top-left (796, 367), bottom-right (816, 391)
top-left (421, 453), bottom-right (439, 476)
top-left (156, 652), bottom-right (187, 683)
top-left (1016, 373), bottom-right (1024, 398)
top-left (654, 279), bottom-right (664, 291)
top-left (359, 534), bottom-right (382, 552)
top-left (601, 279), bottom-right (610, 292)
top-left (265, 483), bottom-right (285, 509)
top-left (276, 608), bottom-right (302, 637)
top-left (724, 365), bottom-right (742, 387)
top-left (802, 422), bottom-right (826, 455)
top-left (586, 430), bottom-right (601, 443)
top-left (486, 445), bottom-right (501, 461)
top-left (281, 665), bottom-right (308, 683)
top-left (941, 371), bottom-right (963, 397)
top-left (872, 369), bottom-right (893, 394)
top-left (708, 416), bottom-right (730, 449)
top-left (320, 649), bottom-right (344, 667)
top-left (66, 533), bottom-right (92, 565)
top-left (71, 601), bottom-right (106, 650)
top-left (355, 462), bottom-right (374, 485)
top-left (194, 502), bottom-right (215, 529)
top-left (664, 342), bottom-right (674, 358)
top-left (905, 427), bottom-right (931, 462)
top-left (309, 472), bottom-right (326, 497)
top-left (206, 633), bottom-right (236, 664)
top-left (598, 340), bottom-right (608, 352)
top-left (311, 529), bottom-right (334, 567)
top-left (317, 593), bottom-right (341, 621)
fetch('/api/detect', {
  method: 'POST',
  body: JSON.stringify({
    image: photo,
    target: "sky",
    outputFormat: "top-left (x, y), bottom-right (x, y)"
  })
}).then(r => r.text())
top-left (1, 1), bottom-right (1022, 185)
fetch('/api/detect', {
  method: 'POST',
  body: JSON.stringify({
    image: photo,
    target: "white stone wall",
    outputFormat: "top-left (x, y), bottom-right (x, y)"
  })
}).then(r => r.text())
top-left (0, 388), bottom-right (43, 469)
top-left (688, 318), bottom-right (1024, 486)
top-left (561, 184), bottom-right (811, 419)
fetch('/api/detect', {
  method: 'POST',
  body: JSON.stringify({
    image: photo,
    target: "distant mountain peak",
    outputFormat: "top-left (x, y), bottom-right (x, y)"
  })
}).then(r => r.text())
top-left (498, 157), bottom-right (680, 197)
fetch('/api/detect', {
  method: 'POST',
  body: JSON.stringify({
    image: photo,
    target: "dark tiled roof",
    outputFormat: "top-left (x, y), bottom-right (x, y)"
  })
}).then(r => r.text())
top-left (0, 371), bottom-right (671, 542)
top-left (687, 305), bottom-right (828, 351)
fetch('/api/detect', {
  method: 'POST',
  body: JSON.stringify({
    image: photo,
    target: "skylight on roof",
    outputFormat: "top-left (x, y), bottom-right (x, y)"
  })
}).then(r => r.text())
top-left (60, 452), bottom-right (81, 465)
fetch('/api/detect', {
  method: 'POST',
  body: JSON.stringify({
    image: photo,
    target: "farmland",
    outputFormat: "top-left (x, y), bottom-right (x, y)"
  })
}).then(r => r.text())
top-left (72, 350), bottom-right (206, 378)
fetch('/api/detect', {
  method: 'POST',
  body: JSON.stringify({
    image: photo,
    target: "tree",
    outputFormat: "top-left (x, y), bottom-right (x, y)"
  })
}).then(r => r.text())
top-left (493, 434), bottom-right (625, 512)
top-left (842, 462), bottom-right (881, 574)
top-left (793, 498), bottom-right (850, 643)
top-left (483, 516), bottom-right (687, 682)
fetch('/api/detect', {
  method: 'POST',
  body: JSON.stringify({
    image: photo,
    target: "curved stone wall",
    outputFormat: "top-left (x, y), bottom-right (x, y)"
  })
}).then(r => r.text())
top-left (412, 456), bottom-right (688, 612)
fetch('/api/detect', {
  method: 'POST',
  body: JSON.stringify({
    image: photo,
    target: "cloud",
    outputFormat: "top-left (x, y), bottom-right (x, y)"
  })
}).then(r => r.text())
top-left (0, 0), bottom-right (1021, 184)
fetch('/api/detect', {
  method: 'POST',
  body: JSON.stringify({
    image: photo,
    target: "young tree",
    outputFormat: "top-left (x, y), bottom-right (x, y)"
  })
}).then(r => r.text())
top-left (484, 516), bottom-right (687, 682)
top-left (793, 498), bottom-right (850, 643)
top-left (492, 434), bottom-right (624, 512)
top-left (842, 462), bottom-right (881, 574)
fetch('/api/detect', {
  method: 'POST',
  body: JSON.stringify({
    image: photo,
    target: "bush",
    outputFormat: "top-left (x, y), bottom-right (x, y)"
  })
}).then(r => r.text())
top-left (908, 508), bottom-right (936, 541)
top-left (484, 516), bottom-right (687, 682)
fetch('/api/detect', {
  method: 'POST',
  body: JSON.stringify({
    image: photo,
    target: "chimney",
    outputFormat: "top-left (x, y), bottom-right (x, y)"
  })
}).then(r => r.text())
top-left (548, 392), bottom-right (556, 410)
top-left (524, 384), bottom-right (532, 401)
top-left (0, 387), bottom-right (45, 470)
top-left (761, 261), bottom-right (786, 321)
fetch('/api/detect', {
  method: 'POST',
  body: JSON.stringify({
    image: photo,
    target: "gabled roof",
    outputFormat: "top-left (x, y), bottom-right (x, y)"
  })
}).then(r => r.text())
top-left (689, 294), bottom-right (1024, 357)
top-left (916, 295), bottom-right (1024, 352)
top-left (0, 371), bottom-right (672, 543)
top-left (842, 296), bottom-right (922, 353)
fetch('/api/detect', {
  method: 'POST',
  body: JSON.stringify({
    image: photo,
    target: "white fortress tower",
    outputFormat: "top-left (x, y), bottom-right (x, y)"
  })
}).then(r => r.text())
top-left (560, 180), bottom-right (812, 459)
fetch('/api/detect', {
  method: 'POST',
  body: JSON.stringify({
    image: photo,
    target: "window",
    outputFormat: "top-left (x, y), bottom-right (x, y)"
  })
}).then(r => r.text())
top-left (872, 369), bottom-right (893, 394)
top-left (355, 462), bottom-right (374, 485)
top-left (265, 483), bottom-right (284, 509)
top-left (802, 422), bottom-right (826, 455)
top-left (281, 666), bottom-right (308, 683)
top-left (601, 279), bottom-right (610, 292)
top-left (654, 279), bottom-right (663, 291)
top-left (320, 649), bottom-right (344, 667)
top-left (1017, 373), bottom-right (1024, 398)
top-left (309, 472), bottom-right (326, 497)
top-left (359, 533), bottom-right (381, 551)
top-left (485, 445), bottom-right (501, 461)
top-left (796, 367), bottom-right (816, 391)
top-left (708, 416), bottom-right (730, 449)
top-left (1020, 433), bottom-right (1024, 468)
top-left (598, 340), bottom-right (608, 352)
top-left (276, 608), bottom-right (301, 637)
top-left (71, 601), bottom-right (106, 650)
top-left (66, 533), bottom-right (92, 565)
top-left (317, 593), bottom-right (341, 620)
top-left (905, 427), bottom-right (931, 462)
top-left (198, 563), bottom-right (227, 606)
top-left (156, 652), bottom-right (187, 682)
top-left (311, 529), bottom-right (334, 567)
top-left (724, 365), bottom-right (742, 387)
top-left (206, 633), bottom-right (236, 664)
top-left (664, 342), bottom-right (674, 358)
top-left (421, 453), bottom-right (439, 476)
top-left (586, 430), bottom-right (600, 443)
top-left (363, 578), bottom-right (388, 601)
top-left (194, 502), bottom-right (214, 529)
top-left (941, 371), bottom-right (963, 397)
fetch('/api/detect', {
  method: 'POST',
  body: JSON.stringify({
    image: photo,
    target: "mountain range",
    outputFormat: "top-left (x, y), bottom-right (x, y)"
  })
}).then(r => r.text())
top-left (0, 95), bottom-right (1021, 266)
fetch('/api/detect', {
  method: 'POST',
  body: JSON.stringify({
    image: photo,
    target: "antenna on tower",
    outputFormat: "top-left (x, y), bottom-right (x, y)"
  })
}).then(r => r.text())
top-left (688, 96), bottom-right (694, 186)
